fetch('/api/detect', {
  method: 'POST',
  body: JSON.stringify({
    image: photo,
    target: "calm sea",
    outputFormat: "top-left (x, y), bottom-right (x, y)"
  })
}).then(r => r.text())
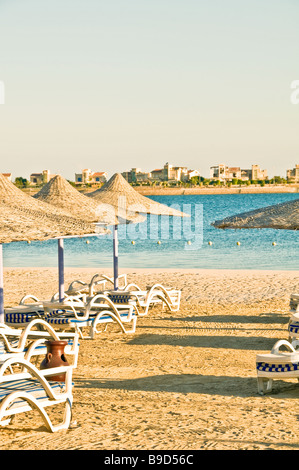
top-left (3, 193), bottom-right (299, 270)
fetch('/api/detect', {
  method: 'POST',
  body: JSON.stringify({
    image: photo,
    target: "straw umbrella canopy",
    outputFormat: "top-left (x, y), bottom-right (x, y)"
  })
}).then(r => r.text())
top-left (87, 173), bottom-right (188, 217)
top-left (212, 198), bottom-right (299, 231)
top-left (33, 174), bottom-right (144, 225)
top-left (0, 173), bottom-right (104, 242)
top-left (87, 173), bottom-right (189, 289)
top-left (0, 173), bottom-right (107, 320)
top-left (33, 174), bottom-right (145, 299)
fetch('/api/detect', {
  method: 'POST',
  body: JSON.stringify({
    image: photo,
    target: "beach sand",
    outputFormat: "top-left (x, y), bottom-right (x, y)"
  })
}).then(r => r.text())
top-left (1, 267), bottom-right (299, 450)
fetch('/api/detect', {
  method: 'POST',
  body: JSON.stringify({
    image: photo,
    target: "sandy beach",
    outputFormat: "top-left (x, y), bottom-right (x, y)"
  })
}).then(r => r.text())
top-left (1, 267), bottom-right (299, 450)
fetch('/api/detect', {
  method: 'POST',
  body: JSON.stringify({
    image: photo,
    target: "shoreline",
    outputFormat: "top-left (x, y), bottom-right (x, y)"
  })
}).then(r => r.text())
top-left (23, 184), bottom-right (299, 197)
top-left (3, 266), bottom-right (299, 274)
top-left (134, 185), bottom-right (299, 196)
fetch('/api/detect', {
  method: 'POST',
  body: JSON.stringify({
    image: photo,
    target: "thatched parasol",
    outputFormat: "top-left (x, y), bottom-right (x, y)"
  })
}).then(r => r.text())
top-left (0, 173), bottom-right (108, 318)
top-left (212, 198), bottom-right (299, 230)
top-left (0, 173), bottom-right (106, 243)
top-left (87, 173), bottom-right (188, 217)
top-left (32, 174), bottom-right (145, 299)
top-left (33, 174), bottom-right (144, 225)
top-left (87, 173), bottom-right (189, 289)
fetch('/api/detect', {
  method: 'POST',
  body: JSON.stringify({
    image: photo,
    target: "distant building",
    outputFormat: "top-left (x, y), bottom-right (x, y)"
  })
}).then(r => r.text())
top-left (287, 164), bottom-right (299, 183)
top-left (1, 173), bottom-right (12, 181)
top-left (29, 170), bottom-right (54, 185)
top-left (163, 162), bottom-right (190, 182)
top-left (250, 164), bottom-right (268, 181)
top-left (210, 164), bottom-right (227, 181)
top-left (122, 163), bottom-right (200, 184)
top-left (188, 170), bottom-right (201, 180)
top-left (210, 164), bottom-right (243, 181)
top-left (228, 167), bottom-right (242, 179)
top-left (75, 169), bottom-right (107, 185)
top-left (122, 168), bottom-right (151, 183)
top-left (91, 172), bottom-right (108, 184)
top-left (210, 164), bottom-right (267, 182)
top-left (121, 171), bottom-right (132, 182)
top-left (150, 168), bottom-right (164, 181)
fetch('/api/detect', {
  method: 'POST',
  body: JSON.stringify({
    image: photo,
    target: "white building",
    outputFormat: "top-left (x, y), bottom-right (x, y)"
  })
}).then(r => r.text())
top-left (29, 170), bottom-right (54, 185)
top-left (210, 164), bottom-right (267, 182)
top-left (287, 164), bottom-right (299, 183)
top-left (187, 169), bottom-right (201, 180)
top-left (75, 169), bottom-right (107, 184)
top-left (123, 163), bottom-right (200, 183)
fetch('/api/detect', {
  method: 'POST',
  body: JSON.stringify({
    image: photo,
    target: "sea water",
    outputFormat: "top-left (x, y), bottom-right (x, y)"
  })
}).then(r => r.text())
top-left (3, 193), bottom-right (299, 270)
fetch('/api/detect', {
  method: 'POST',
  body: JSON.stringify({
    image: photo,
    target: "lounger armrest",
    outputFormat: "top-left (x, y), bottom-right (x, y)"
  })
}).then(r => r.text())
top-left (271, 340), bottom-right (296, 355)
top-left (68, 280), bottom-right (87, 290)
top-left (99, 274), bottom-right (127, 289)
top-left (43, 301), bottom-right (88, 321)
top-left (0, 358), bottom-right (73, 395)
top-left (19, 295), bottom-right (41, 305)
top-left (125, 283), bottom-right (142, 291)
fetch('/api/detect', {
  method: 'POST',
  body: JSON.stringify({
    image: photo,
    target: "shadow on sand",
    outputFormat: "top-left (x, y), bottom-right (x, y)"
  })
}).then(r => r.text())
top-left (155, 312), bottom-right (289, 325)
top-left (126, 333), bottom-right (283, 351)
top-left (75, 374), bottom-right (299, 399)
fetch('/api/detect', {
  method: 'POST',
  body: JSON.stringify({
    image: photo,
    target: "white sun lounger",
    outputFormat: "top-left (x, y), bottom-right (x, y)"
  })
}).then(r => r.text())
top-left (108, 283), bottom-right (182, 316)
top-left (287, 295), bottom-right (299, 348)
top-left (65, 273), bottom-right (128, 297)
top-left (287, 310), bottom-right (299, 348)
top-left (4, 294), bottom-right (46, 327)
top-left (289, 294), bottom-right (299, 314)
top-left (0, 357), bottom-right (75, 432)
top-left (0, 321), bottom-right (79, 432)
top-left (39, 273), bottom-right (128, 301)
top-left (42, 294), bottom-right (137, 339)
top-left (4, 291), bottom-right (86, 327)
top-left (256, 339), bottom-right (299, 395)
top-left (0, 319), bottom-right (80, 367)
top-left (62, 275), bottom-right (107, 298)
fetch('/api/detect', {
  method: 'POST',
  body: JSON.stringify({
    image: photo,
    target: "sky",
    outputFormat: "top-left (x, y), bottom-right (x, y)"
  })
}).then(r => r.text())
top-left (0, 0), bottom-right (298, 180)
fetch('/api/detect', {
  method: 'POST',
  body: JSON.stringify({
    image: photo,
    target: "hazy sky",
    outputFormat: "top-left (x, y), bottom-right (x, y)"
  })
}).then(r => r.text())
top-left (0, 0), bottom-right (298, 180)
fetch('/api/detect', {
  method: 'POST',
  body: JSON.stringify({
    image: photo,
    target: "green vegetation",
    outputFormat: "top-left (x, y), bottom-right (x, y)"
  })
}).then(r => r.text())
top-left (14, 177), bottom-right (29, 188)
top-left (130, 176), bottom-right (292, 189)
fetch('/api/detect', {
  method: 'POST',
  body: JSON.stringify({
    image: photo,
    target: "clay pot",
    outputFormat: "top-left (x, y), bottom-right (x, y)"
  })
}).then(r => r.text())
top-left (40, 340), bottom-right (69, 382)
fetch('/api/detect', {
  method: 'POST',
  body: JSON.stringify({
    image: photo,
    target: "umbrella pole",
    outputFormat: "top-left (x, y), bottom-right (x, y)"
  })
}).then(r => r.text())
top-left (113, 225), bottom-right (119, 290)
top-left (58, 238), bottom-right (65, 302)
top-left (0, 244), bottom-right (4, 323)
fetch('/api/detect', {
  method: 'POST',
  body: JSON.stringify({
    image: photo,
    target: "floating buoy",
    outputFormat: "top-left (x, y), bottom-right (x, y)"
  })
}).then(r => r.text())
top-left (131, 240), bottom-right (135, 245)
top-left (86, 240), bottom-right (90, 244)
top-left (208, 241), bottom-right (212, 246)
top-left (157, 240), bottom-right (161, 245)
top-left (237, 241), bottom-right (241, 246)
top-left (187, 241), bottom-right (191, 245)
top-left (27, 241), bottom-right (31, 244)
top-left (272, 242), bottom-right (276, 246)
